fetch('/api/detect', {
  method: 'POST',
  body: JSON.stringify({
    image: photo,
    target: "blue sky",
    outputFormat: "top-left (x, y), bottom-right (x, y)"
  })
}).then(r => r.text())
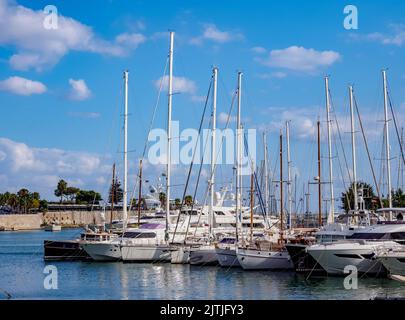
top-left (0, 0), bottom-right (404, 212)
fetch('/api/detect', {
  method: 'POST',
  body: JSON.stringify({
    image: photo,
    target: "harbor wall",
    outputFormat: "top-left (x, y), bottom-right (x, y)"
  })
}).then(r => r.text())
top-left (0, 211), bottom-right (126, 231)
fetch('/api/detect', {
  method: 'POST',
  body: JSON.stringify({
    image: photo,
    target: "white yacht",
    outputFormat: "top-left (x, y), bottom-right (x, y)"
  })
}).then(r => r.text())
top-left (307, 223), bottom-right (405, 275)
top-left (121, 223), bottom-right (171, 262)
top-left (237, 243), bottom-right (294, 270)
top-left (80, 233), bottom-right (121, 261)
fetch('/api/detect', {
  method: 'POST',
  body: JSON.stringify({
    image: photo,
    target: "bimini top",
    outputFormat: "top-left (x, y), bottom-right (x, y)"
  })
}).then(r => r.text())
top-left (139, 223), bottom-right (166, 230)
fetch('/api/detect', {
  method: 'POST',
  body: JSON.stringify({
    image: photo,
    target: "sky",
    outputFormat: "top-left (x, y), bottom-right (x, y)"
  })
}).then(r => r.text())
top-left (0, 0), bottom-right (405, 212)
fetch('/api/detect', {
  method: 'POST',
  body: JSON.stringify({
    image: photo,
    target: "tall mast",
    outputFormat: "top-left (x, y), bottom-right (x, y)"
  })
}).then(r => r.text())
top-left (279, 132), bottom-right (284, 240)
top-left (137, 159), bottom-right (143, 225)
top-left (325, 76), bottom-right (335, 224)
top-left (317, 121), bottom-right (322, 226)
top-left (166, 31), bottom-right (174, 239)
top-left (263, 132), bottom-right (269, 217)
top-left (123, 70), bottom-right (129, 228)
top-left (250, 173), bottom-right (254, 241)
top-left (349, 85), bottom-right (358, 211)
top-left (286, 121), bottom-right (292, 229)
top-left (209, 67), bottom-right (218, 238)
top-left (382, 70), bottom-right (393, 216)
top-left (110, 163), bottom-right (116, 228)
top-left (236, 72), bottom-right (243, 243)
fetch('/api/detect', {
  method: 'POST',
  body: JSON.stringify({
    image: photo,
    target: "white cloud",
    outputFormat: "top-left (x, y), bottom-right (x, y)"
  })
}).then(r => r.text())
top-left (154, 75), bottom-right (197, 94)
top-left (115, 32), bottom-right (146, 48)
top-left (350, 24), bottom-right (405, 46)
top-left (251, 46), bottom-right (266, 54)
top-left (0, 76), bottom-right (47, 95)
top-left (256, 46), bottom-right (341, 73)
top-left (190, 24), bottom-right (243, 45)
top-left (0, 0), bottom-right (146, 71)
top-left (218, 112), bottom-right (236, 124)
top-left (68, 79), bottom-right (91, 101)
top-left (0, 137), bottom-right (114, 198)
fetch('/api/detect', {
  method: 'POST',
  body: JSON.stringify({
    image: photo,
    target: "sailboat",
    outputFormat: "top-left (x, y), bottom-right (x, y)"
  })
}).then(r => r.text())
top-left (82, 70), bottom-right (131, 262)
top-left (307, 71), bottom-right (404, 276)
top-left (189, 67), bottom-right (220, 266)
top-left (236, 130), bottom-right (293, 270)
top-left (120, 32), bottom-right (175, 263)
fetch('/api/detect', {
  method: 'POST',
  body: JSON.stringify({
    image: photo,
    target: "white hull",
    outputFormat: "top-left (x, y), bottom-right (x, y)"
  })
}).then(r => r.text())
top-left (189, 246), bottom-right (218, 266)
top-left (215, 248), bottom-right (240, 267)
top-left (170, 245), bottom-right (190, 264)
top-left (237, 248), bottom-right (293, 270)
top-left (307, 242), bottom-right (391, 275)
top-left (121, 244), bottom-right (171, 262)
top-left (82, 242), bottom-right (121, 261)
top-left (379, 253), bottom-right (405, 276)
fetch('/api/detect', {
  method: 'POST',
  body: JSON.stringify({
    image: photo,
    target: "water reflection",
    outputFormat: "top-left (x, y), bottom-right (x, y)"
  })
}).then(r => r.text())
top-left (1, 229), bottom-right (405, 300)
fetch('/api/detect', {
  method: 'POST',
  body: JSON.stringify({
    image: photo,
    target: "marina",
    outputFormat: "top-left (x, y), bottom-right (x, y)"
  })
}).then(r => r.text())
top-left (1, 0), bottom-right (405, 304)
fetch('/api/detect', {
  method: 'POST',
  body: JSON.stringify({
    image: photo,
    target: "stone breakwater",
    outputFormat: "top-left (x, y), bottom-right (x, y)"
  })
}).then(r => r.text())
top-left (0, 211), bottom-right (124, 231)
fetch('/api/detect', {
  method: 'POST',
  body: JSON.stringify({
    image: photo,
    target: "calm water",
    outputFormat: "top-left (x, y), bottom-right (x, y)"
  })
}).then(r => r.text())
top-left (0, 228), bottom-right (404, 300)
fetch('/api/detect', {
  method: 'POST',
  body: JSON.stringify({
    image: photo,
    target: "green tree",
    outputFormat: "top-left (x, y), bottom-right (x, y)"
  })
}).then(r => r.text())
top-left (108, 178), bottom-right (123, 204)
top-left (340, 182), bottom-right (379, 212)
top-left (185, 195), bottom-right (193, 206)
top-left (76, 190), bottom-right (102, 205)
top-left (174, 198), bottom-right (181, 209)
top-left (159, 192), bottom-right (166, 207)
top-left (54, 179), bottom-right (68, 203)
top-left (66, 187), bottom-right (80, 202)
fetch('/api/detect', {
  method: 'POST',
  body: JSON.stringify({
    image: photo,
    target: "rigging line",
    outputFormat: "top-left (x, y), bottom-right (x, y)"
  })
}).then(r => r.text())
top-left (331, 125), bottom-right (351, 211)
top-left (387, 93), bottom-right (405, 167)
top-left (126, 57), bottom-right (169, 217)
top-left (171, 77), bottom-right (213, 242)
top-left (353, 95), bottom-right (383, 207)
top-left (329, 89), bottom-right (353, 187)
top-left (191, 87), bottom-right (239, 238)
top-left (243, 131), bottom-right (269, 226)
top-left (142, 57), bottom-right (169, 159)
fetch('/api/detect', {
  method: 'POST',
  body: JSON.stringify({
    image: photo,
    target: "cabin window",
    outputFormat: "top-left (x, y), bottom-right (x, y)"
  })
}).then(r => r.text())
top-left (123, 232), bottom-right (156, 239)
top-left (334, 253), bottom-right (362, 259)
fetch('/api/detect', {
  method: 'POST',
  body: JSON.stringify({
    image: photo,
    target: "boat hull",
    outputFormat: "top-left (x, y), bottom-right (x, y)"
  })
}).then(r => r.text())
top-left (237, 248), bottom-right (294, 270)
top-left (285, 243), bottom-right (326, 275)
top-left (81, 242), bottom-right (122, 261)
top-left (189, 247), bottom-right (218, 266)
top-left (121, 244), bottom-right (171, 262)
top-left (307, 243), bottom-right (387, 276)
top-left (215, 248), bottom-right (241, 267)
top-left (44, 240), bottom-right (91, 261)
top-left (170, 245), bottom-right (190, 264)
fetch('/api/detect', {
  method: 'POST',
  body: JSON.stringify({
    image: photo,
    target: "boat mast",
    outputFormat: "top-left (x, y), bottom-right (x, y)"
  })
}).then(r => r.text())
top-left (286, 121), bottom-right (292, 229)
top-left (250, 172), bottom-right (254, 241)
top-left (325, 76), bottom-right (335, 224)
top-left (317, 121), bottom-right (322, 226)
top-left (382, 70), bottom-right (393, 217)
top-left (137, 159), bottom-right (143, 225)
top-left (279, 131), bottom-right (284, 241)
top-left (349, 85), bottom-right (358, 212)
top-left (236, 72), bottom-right (243, 243)
top-left (123, 70), bottom-right (129, 229)
top-left (263, 132), bottom-right (269, 217)
top-left (166, 31), bottom-right (174, 239)
top-left (110, 163), bottom-right (115, 228)
top-left (209, 67), bottom-right (218, 239)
